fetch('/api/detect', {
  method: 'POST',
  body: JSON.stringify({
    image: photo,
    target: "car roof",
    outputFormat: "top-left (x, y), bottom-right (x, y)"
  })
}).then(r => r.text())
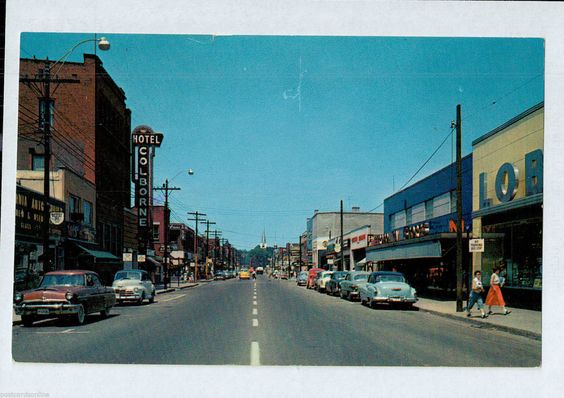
top-left (371, 271), bottom-right (404, 276)
top-left (45, 270), bottom-right (95, 275)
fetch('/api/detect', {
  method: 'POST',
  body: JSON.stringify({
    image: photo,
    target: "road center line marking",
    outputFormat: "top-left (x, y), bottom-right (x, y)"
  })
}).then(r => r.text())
top-left (253, 296), bottom-right (257, 300)
top-left (252, 308), bottom-right (258, 315)
top-left (162, 294), bottom-right (186, 302)
top-left (253, 300), bottom-right (257, 305)
top-left (250, 342), bottom-right (260, 366)
top-left (252, 318), bottom-right (258, 327)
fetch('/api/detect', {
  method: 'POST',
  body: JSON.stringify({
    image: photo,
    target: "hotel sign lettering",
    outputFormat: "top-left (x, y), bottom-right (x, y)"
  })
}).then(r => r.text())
top-left (132, 125), bottom-right (164, 253)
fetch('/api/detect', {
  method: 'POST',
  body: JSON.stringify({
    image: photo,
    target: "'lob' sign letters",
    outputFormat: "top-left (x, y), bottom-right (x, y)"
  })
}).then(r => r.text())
top-left (132, 125), bottom-right (164, 252)
top-left (479, 149), bottom-right (543, 209)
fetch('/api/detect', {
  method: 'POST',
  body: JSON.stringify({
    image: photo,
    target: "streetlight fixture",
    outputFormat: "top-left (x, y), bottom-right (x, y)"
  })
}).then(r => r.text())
top-left (21, 36), bottom-right (110, 273)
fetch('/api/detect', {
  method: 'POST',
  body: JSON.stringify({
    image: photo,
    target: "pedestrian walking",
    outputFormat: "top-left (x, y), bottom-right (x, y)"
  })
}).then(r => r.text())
top-left (466, 270), bottom-right (487, 319)
top-left (485, 267), bottom-right (511, 315)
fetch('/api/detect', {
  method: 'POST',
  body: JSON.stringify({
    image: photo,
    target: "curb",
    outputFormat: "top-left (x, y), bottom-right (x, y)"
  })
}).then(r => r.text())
top-left (417, 307), bottom-right (541, 341)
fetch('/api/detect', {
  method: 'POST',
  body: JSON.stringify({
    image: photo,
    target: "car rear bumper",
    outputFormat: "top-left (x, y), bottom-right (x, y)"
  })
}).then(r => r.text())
top-left (14, 302), bottom-right (82, 316)
top-left (372, 296), bottom-right (417, 303)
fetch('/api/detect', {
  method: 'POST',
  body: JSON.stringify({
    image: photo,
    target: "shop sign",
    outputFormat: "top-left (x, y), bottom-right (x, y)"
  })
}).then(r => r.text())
top-left (133, 125), bottom-right (164, 252)
top-left (404, 222), bottom-right (430, 239)
top-left (138, 254), bottom-right (146, 262)
top-left (479, 149), bottom-right (543, 209)
top-left (123, 252), bottom-right (133, 262)
top-left (469, 239), bottom-right (485, 252)
top-left (50, 212), bottom-right (64, 225)
top-left (16, 186), bottom-right (65, 239)
top-left (351, 232), bottom-right (368, 250)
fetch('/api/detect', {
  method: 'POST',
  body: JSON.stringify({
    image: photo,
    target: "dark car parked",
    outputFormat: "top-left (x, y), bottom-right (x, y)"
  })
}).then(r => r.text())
top-left (325, 271), bottom-right (349, 296)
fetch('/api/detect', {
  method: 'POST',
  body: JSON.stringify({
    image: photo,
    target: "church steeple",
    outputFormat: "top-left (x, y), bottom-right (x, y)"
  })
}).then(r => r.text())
top-left (259, 228), bottom-right (267, 249)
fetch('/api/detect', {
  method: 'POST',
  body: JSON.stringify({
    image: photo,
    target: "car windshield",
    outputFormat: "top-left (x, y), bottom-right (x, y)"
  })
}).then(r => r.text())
top-left (40, 274), bottom-right (85, 287)
top-left (376, 275), bottom-right (406, 283)
top-left (354, 274), bottom-right (368, 281)
top-left (114, 271), bottom-right (142, 280)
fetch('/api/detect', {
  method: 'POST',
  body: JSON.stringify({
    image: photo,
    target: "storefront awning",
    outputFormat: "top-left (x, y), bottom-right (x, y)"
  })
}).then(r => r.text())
top-left (366, 240), bottom-right (442, 262)
top-left (76, 244), bottom-right (120, 260)
top-left (357, 258), bottom-right (367, 265)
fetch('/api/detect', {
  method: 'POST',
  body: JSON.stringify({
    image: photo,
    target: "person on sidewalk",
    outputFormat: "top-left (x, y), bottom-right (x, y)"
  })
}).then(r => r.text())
top-left (466, 270), bottom-right (487, 319)
top-left (485, 267), bottom-right (511, 315)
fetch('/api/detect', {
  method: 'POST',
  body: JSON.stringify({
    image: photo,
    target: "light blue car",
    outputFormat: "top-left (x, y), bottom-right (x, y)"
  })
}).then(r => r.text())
top-left (359, 271), bottom-right (417, 309)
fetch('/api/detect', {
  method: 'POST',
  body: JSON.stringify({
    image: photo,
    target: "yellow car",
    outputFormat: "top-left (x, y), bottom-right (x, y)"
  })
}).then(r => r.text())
top-left (239, 269), bottom-right (251, 280)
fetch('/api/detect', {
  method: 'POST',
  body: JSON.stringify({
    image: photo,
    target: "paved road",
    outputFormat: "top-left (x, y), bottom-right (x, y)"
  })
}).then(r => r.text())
top-left (12, 276), bottom-right (541, 366)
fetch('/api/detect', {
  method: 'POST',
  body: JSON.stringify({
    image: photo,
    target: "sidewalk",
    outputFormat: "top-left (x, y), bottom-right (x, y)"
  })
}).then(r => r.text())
top-left (415, 297), bottom-right (541, 340)
top-left (12, 282), bottom-right (199, 326)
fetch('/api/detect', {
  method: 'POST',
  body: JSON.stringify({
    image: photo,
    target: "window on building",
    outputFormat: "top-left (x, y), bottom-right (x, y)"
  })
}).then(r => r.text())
top-left (406, 207), bottom-right (412, 226)
top-left (390, 210), bottom-right (406, 230)
top-left (152, 224), bottom-right (160, 242)
top-left (32, 154), bottom-right (44, 171)
top-left (69, 195), bottom-right (81, 220)
top-left (433, 192), bottom-right (452, 218)
top-left (111, 225), bottom-right (117, 254)
top-left (103, 223), bottom-right (111, 251)
top-left (425, 200), bottom-right (434, 219)
top-left (83, 200), bottom-right (93, 225)
top-left (412, 202), bottom-right (426, 224)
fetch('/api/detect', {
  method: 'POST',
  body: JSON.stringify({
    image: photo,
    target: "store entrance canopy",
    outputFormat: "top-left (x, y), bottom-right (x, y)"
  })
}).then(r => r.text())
top-left (75, 243), bottom-right (120, 260)
top-left (366, 240), bottom-right (442, 262)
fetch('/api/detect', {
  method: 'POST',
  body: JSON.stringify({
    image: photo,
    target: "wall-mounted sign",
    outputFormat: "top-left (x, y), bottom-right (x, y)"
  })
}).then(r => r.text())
top-left (16, 186), bottom-right (65, 239)
top-left (479, 149), bottom-right (543, 209)
top-left (123, 253), bottom-right (133, 262)
top-left (469, 239), bottom-right (485, 252)
top-left (132, 125), bottom-right (164, 254)
top-left (50, 212), bottom-right (65, 225)
top-left (138, 254), bottom-right (146, 262)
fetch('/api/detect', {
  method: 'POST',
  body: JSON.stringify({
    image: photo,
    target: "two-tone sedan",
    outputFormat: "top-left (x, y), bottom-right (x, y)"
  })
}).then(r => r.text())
top-left (325, 271), bottom-right (349, 296)
top-left (359, 271), bottom-right (418, 309)
top-left (113, 270), bottom-right (156, 305)
top-left (297, 271), bottom-right (308, 286)
top-left (14, 270), bottom-right (116, 326)
top-left (339, 271), bottom-right (370, 301)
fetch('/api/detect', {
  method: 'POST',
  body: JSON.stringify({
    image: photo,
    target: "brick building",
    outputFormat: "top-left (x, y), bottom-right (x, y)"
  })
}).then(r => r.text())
top-left (18, 54), bottom-right (131, 277)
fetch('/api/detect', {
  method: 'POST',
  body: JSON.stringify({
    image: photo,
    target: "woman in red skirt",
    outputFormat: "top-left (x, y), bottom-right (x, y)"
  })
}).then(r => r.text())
top-left (485, 267), bottom-right (511, 315)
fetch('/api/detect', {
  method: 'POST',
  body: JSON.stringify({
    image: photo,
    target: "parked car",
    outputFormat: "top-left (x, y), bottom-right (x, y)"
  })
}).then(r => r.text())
top-left (297, 271), bottom-right (308, 286)
top-left (277, 272), bottom-right (289, 280)
top-left (239, 268), bottom-right (251, 280)
top-left (113, 269), bottom-right (156, 305)
top-left (359, 271), bottom-right (418, 309)
top-left (306, 268), bottom-right (325, 289)
top-left (214, 271), bottom-right (226, 280)
top-left (14, 270), bottom-right (116, 326)
top-left (325, 271), bottom-right (349, 296)
top-left (256, 266), bottom-right (264, 275)
top-left (339, 271), bottom-right (370, 301)
top-left (315, 271), bottom-right (333, 292)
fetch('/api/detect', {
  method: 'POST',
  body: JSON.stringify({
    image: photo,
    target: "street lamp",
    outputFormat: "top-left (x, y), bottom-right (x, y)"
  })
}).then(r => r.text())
top-left (21, 36), bottom-right (110, 273)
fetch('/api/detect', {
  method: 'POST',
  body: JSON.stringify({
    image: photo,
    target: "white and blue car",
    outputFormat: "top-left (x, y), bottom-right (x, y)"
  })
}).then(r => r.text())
top-left (359, 271), bottom-right (417, 309)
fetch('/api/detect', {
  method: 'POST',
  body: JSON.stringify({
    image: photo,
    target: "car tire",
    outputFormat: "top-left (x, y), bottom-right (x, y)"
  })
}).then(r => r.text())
top-left (370, 300), bottom-right (378, 309)
top-left (100, 306), bottom-right (111, 318)
top-left (75, 304), bottom-right (86, 325)
top-left (21, 315), bottom-right (34, 327)
top-left (137, 292), bottom-right (145, 305)
top-left (149, 291), bottom-right (155, 304)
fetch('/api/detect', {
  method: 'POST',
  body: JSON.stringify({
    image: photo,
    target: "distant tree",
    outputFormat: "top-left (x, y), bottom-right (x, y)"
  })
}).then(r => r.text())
top-left (244, 245), bottom-right (272, 267)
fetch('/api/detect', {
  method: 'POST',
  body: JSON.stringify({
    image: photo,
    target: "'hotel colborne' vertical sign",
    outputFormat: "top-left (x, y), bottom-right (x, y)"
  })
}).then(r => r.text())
top-left (132, 125), bottom-right (164, 258)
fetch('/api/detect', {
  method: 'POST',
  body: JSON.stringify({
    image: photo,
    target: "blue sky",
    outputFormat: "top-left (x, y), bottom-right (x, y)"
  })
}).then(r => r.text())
top-left (20, 33), bottom-right (544, 249)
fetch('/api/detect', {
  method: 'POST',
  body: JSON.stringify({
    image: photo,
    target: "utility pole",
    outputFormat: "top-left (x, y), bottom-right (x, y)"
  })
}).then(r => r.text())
top-left (287, 243), bottom-right (291, 277)
top-left (220, 238), bottom-right (227, 269)
top-left (187, 211), bottom-right (206, 281)
top-left (210, 229), bottom-right (222, 276)
top-left (153, 179), bottom-right (180, 289)
top-left (298, 235), bottom-right (302, 271)
top-left (20, 61), bottom-right (79, 273)
top-left (200, 220), bottom-right (216, 279)
top-left (455, 104), bottom-right (464, 312)
top-left (340, 200), bottom-right (344, 272)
